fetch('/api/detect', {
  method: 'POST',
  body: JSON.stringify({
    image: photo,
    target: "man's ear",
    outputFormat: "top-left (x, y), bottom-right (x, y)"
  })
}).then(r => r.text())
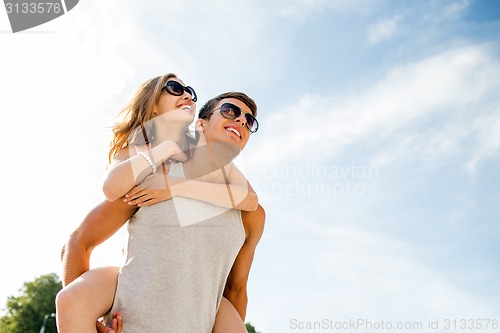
top-left (195, 119), bottom-right (205, 132)
top-left (195, 119), bottom-right (207, 144)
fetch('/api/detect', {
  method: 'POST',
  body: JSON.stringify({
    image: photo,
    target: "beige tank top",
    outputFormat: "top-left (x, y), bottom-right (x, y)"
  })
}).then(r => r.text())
top-left (110, 163), bottom-right (245, 332)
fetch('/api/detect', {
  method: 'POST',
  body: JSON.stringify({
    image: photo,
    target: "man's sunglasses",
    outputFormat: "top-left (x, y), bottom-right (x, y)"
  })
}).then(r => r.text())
top-left (215, 102), bottom-right (259, 133)
top-left (162, 80), bottom-right (197, 102)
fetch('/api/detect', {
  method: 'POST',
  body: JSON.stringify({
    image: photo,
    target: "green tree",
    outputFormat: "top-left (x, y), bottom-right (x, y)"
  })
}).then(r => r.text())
top-left (245, 322), bottom-right (261, 333)
top-left (0, 273), bottom-right (62, 333)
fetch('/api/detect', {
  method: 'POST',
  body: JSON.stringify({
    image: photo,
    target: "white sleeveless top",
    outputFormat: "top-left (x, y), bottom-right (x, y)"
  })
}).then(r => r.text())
top-left (110, 163), bottom-right (245, 332)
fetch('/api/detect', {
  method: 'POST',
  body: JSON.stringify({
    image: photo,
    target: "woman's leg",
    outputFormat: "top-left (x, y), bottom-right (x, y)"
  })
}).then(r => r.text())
top-left (56, 266), bottom-right (120, 333)
top-left (212, 296), bottom-right (247, 333)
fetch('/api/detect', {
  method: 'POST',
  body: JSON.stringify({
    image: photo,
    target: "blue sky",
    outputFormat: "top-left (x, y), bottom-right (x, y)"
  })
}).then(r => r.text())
top-left (1, 0), bottom-right (499, 332)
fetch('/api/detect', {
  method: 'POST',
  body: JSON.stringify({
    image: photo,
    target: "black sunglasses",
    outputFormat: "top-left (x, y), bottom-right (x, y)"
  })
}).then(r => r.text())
top-left (162, 80), bottom-right (197, 102)
top-left (215, 102), bottom-right (259, 133)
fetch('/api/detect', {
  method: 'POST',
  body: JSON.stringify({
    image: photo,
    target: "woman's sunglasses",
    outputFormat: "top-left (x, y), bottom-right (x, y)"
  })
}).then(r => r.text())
top-left (215, 102), bottom-right (259, 133)
top-left (162, 80), bottom-right (197, 102)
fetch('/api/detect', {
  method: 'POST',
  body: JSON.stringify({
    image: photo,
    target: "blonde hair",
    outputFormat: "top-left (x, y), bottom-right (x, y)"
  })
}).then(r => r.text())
top-left (108, 73), bottom-right (194, 164)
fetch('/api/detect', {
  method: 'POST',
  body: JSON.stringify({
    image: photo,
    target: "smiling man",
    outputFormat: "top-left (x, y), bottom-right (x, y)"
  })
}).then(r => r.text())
top-left (108, 91), bottom-right (265, 332)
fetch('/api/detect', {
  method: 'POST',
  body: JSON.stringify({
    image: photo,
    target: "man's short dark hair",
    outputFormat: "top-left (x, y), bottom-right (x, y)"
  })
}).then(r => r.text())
top-left (198, 92), bottom-right (257, 120)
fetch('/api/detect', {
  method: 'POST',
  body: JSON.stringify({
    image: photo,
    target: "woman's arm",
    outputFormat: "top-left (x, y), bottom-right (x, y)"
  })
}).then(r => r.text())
top-left (123, 163), bottom-right (258, 211)
top-left (102, 141), bottom-right (186, 201)
top-left (170, 162), bottom-right (258, 210)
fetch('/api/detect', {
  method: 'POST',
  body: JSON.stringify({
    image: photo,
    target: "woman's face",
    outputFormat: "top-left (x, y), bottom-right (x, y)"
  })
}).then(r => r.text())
top-left (154, 78), bottom-right (196, 125)
top-left (201, 98), bottom-right (253, 152)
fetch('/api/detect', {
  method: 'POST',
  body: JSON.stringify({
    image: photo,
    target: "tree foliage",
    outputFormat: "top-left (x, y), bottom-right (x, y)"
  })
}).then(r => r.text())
top-left (246, 322), bottom-right (261, 333)
top-left (0, 273), bottom-right (61, 333)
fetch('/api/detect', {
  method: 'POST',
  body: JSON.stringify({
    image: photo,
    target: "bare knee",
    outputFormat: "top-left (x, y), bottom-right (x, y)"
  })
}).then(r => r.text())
top-left (56, 287), bottom-right (78, 331)
top-left (56, 287), bottom-right (76, 313)
top-left (56, 285), bottom-right (99, 333)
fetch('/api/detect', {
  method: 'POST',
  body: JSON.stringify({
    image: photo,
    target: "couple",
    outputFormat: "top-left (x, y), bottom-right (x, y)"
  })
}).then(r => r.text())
top-left (56, 73), bottom-right (265, 332)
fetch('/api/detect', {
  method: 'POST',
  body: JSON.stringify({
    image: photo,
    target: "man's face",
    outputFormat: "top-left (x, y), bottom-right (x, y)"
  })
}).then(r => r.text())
top-left (201, 98), bottom-right (255, 152)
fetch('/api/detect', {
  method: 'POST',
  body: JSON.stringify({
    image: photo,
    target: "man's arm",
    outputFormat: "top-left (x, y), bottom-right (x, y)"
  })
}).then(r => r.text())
top-left (223, 204), bottom-right (265, 321)
top-left (61, 199), bottom-right (138, 286)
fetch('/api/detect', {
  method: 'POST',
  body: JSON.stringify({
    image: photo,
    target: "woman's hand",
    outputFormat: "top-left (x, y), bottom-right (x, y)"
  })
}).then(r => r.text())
top-left (96, 312), bottom-right (122, 333)
top-left (155, 140), bottom-right (188, 163)
top-left (123, 174), bottom-right (184, 207)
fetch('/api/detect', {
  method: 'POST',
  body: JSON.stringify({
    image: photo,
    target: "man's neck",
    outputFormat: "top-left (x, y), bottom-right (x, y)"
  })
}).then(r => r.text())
top-left (185, 140), bottom-right (240, 179)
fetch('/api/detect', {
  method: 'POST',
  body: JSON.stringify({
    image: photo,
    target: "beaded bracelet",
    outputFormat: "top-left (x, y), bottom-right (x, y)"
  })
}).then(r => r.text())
top-left (137, 151), bottom-right (157, 174)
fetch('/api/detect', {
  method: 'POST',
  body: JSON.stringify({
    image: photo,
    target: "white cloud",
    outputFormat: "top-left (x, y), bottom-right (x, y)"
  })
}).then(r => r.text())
top-left (442, 0), bottom-right (471, 20)
top-left (370, 116), bottom-right (469, 169)
top-left (371, 105), bottom-right (500, 172)
top-left (249, 44), bottom-right (500, 170)
top-left (423, 0), bottom-right (471, 23)
top-left (367, 17), bottom-right (399, 44)
top-left (278, 0), bottom-right (380, 19)
top-left (466, 111), bottom-right (500, 174)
